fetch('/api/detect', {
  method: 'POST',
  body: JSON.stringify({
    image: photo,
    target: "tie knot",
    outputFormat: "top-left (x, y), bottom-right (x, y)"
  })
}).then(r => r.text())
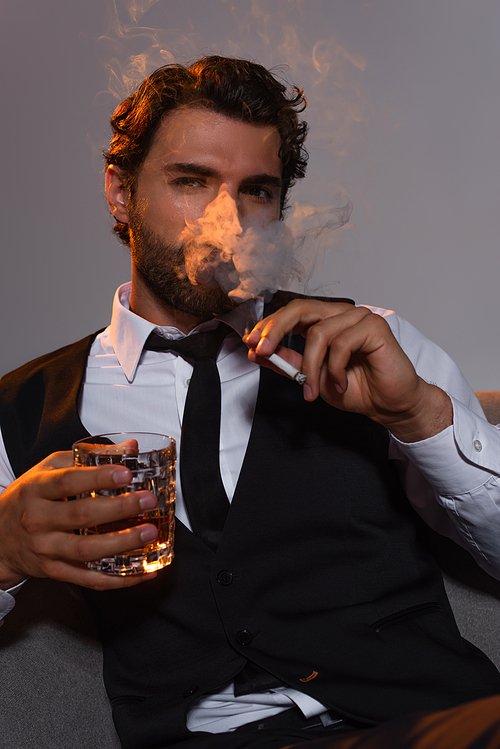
top-left (144, 323), bottom-right (232, 365)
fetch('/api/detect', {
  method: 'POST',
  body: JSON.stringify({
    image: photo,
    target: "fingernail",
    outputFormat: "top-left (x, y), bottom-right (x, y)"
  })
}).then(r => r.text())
top-left (139, 493), bottom-right (158, 510)
top-left (243, 331), bottom-right (259, 346)
top-left (304, 385), bottom-right (313, 400)
top-left (140, 525), bottom-right (158, 542)
top-left (112, 467), bottom-right (131, 484)
top-left (256, 337), bottom-right (271, 355)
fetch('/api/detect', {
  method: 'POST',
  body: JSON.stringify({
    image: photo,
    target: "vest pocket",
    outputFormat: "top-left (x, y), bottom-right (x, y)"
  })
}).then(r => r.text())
top-left (111, 695), bottom-right (147, 708)
top-left (370, 602), bottom-right (442, 633)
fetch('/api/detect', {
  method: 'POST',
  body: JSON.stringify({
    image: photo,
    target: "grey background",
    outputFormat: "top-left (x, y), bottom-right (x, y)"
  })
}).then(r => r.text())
top-left (1, 0), bottom-right (498, 389)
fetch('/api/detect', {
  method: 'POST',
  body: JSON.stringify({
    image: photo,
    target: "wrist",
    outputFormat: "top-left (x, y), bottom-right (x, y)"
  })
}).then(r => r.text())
top-left (0, 559), bottom-right (28, 591)
top-left (379, 382), bottom-right (453, 443)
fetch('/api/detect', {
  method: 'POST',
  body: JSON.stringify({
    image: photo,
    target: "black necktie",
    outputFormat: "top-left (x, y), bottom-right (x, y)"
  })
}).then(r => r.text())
top-left (144, 323), bottom-right (231, 551)
top-left (145, 322), bottom-right (284, 695)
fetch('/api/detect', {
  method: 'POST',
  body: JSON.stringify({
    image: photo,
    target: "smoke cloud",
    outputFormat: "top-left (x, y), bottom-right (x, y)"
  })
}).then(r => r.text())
top-left (179, 188), bottom-right (352, 302)
top-left (95, 0), bottom-right (365, 295)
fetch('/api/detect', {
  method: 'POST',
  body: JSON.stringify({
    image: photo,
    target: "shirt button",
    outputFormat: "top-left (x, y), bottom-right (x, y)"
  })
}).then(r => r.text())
top-left (217, 571), bottom-right (233, 586)
top-left (183, 685), bottom-right (198, 698)
top-left (473, 439), bottom-right (483, 452)
top-left (236, 630), bottom-right (253, 645)
top-left (186, 378), bottom-right (191, 387)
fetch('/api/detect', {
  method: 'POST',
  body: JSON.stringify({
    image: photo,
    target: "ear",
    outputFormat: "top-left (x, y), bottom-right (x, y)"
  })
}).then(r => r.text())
top-left (105, 165), bottom-right (130, 223)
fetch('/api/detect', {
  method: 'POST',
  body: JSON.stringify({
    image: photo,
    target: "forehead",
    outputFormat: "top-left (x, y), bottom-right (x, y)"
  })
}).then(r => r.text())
top-left (144, 106), bottom-right (282, 176)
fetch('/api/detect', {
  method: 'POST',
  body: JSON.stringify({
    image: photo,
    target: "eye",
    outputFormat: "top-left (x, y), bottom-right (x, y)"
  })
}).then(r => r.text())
top-left (243, 186), bottom-right (275, 202)
top-left (171, 177), bottom-right (205, 189)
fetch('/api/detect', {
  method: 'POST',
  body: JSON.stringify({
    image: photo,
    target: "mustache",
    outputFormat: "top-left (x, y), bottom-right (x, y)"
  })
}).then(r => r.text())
top-left (179, 188), bottom-right (304, 303)
top-left (181, 240), bottom-right (236, 289)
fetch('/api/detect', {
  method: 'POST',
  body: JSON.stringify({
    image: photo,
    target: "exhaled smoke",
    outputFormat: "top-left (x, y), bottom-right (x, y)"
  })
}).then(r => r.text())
top-left (179, 188), bottom-right (352, 302)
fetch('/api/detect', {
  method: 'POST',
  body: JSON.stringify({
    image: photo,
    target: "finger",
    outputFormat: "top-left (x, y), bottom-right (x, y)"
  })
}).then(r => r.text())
top-left (33, 463), bottom-right (134, 501)
top-left (36, 557), bottom-right (159, 590)
top-left (298, 317), bottom-right (361, 400)
top-left (304, 312), bottom-right (411, 405)
top-left (32, 487), bottom-right (159, 534)
top-left (38, 519), bottom-right (159, 566)
top-left (75, 439), bottom-right (139, 456)
top-left (289, 308), bottom-right (374, 400)
top-left (244, 300), bottom-right (354, 355)
top-left (38, 451), bottom-right (74, 469)
top-left (247, 344), bottom-right (304, 378)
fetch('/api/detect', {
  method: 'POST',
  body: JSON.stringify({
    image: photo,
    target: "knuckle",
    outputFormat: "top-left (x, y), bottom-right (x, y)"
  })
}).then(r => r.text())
top-left (69, 503), bottom-right (86, 527)
top-left (30, 535), bottom-right (48, 556)
top-left (374, 313), bottom-right (389, 330)
top-left (334, 330), bottom-right (350, 349)
top-left (20, 509), bottom-right (42, 535)
top-left (87, 576), bottom-right (111, 592)
top-left (305, 323), bottom-right (328, 344)
top-left (47, 450), bottom-right (68, 462)
top-left (286, 298), bottom-right (304, 311)
top-left (55, 470), bottom-right (79, 497)
top-left (71, 535), bottom-right (93, 562)
top-left (368, 312), bottom-right (390, 334)
top-left (42, 560), bottom-right (63, 580)
top-left (69, 499), bottom-right (95, 527)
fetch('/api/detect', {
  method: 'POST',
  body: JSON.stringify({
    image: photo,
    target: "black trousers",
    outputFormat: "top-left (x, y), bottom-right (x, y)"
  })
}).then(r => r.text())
top-left (167, 694), bottom-right (500, 749)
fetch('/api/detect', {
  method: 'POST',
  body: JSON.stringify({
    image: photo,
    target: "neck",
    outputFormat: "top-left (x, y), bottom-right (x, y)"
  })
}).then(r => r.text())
top-left (129, 273), bottom-right (212, 333)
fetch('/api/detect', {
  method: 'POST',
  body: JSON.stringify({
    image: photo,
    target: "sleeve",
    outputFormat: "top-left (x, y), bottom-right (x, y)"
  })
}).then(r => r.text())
top-left (367, 306), bottom-right (500, 579)
top-left (0, 581), bottom-right (25, 623)
top-left (0, 428), bottom-right (28, 621)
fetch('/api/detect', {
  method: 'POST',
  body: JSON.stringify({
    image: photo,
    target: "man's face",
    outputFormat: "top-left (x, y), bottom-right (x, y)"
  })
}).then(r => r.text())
top-left (108, 106), bottom-right (283, 322)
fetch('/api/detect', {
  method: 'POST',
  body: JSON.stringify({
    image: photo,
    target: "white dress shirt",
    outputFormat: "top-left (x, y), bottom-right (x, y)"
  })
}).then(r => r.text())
top-left (1, 283), bottom-right (500, 732)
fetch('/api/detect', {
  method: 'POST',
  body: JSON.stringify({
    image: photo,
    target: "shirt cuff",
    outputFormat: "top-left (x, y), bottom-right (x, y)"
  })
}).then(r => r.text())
top-left (452, 397), bottom-right (500, 473)
top-left (391, 397), bottom-right (499, 495)
top-left (0, 579), bottom-right (26, 624)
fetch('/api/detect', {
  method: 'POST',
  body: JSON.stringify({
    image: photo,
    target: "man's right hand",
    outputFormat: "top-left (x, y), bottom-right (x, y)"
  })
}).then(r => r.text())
top-left (0, 451), bottom-right (160, 590)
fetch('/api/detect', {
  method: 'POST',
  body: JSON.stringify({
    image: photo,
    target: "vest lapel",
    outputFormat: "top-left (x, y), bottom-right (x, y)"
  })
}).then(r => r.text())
top-left (0, 332), bottom-right (99, 477)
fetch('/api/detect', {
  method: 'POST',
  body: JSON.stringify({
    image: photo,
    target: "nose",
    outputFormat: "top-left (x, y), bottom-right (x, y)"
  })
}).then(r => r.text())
top-left (205, 183), bottom-right (243, 229)
top-left (218, 182), bottom-right (240, 212)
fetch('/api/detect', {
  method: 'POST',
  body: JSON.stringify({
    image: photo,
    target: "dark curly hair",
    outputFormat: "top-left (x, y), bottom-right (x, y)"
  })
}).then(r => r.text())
top-left (104, 55), bottom-right (308, 245)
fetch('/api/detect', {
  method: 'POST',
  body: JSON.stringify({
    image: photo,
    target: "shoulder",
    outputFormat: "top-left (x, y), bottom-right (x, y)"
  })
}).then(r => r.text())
top-left (0, 332), bottom-right (101, 401)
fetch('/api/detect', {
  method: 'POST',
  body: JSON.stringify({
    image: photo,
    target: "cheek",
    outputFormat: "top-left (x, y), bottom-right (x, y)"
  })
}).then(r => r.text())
top-left (244, 202), bottom-right (281, 226)
top-left (141, 196), bottom-right (189, 236)
top-left (159, 193), bottom-right (214, 228)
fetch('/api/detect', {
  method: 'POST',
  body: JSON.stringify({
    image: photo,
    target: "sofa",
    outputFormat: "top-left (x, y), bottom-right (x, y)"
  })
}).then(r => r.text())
top-left (1, 392), bottom-right (499, 749)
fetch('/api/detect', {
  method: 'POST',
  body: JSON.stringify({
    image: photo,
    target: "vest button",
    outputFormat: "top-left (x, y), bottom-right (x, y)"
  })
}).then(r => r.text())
top-left (236, 629), bottom-right (253, 645)
top-left (183, 685), bottom-right (198, 698)
top-left (217, 570), bottom-right (233, 586)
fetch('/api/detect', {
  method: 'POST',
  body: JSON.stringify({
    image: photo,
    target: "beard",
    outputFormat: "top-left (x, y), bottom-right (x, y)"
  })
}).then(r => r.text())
top-left (128, 203), bottom-right (238, 319)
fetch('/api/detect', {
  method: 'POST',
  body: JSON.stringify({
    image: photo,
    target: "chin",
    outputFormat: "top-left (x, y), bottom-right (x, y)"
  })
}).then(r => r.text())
top-left (149, 276), bottom-right (238, 319)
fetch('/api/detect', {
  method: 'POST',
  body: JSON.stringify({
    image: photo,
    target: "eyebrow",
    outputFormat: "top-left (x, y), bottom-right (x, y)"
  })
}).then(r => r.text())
top-left (165, 162), bottom-right (282, 187)
top-left (165, 163), bottom-right (220, 179)
top-left (241, 174), bottom-right (283, 188)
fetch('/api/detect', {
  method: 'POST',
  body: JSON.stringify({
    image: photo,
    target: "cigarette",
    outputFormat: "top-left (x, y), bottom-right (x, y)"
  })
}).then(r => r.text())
top-left (266, 352), bottom-right (307, 385)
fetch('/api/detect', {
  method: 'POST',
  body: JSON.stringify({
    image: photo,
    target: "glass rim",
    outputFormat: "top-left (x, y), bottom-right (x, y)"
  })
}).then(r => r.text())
top-left (72, 432), bottom-right (176, 454)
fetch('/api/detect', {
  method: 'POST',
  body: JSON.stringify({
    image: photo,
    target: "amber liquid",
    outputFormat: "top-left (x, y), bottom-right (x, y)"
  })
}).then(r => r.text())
top-left (81, 472), bottom-right (175, 575)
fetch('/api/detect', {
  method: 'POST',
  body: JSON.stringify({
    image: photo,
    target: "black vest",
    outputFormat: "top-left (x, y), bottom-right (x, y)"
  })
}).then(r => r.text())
top-left (2, 301), bottom-right (500, 749)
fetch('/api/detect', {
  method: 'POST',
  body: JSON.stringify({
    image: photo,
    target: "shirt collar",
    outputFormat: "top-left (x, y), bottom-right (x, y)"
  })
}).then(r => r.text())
top-left (109, 282), bottom-right (264, 382)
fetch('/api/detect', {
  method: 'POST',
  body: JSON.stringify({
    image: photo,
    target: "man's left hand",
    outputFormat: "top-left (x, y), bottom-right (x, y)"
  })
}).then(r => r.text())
top-left (244, 300), bottom-right (452, 443)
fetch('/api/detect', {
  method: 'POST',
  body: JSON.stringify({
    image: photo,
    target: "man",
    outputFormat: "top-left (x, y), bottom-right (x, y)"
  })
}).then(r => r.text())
top-left (1, 56), bottom-right (500, 749)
